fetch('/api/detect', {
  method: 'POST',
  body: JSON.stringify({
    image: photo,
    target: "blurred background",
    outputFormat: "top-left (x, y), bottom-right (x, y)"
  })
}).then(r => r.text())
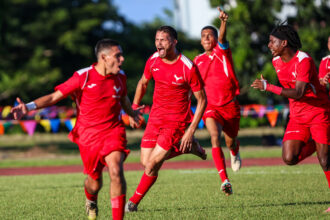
top-left (0, 0), bottom-right (329, 135)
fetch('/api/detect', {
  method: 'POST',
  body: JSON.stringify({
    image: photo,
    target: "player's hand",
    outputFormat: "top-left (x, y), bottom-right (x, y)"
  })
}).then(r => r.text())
top-left (251, 74), bottom-right (267, 91)
top-left (10, 97), bottom-right (28, 120)
top-left (218, 7), bottom-right (228, 22)
top-left (321, 72), bottom-right (330, 86)
top-left (179, 129), bottom-right (194, 153)
top-left (129, 105), bottom-right (145, 128)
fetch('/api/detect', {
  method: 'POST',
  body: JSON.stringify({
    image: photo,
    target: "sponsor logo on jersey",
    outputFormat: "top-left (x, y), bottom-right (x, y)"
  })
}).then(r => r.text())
top-left (87, 83), bottom-right (97, 89)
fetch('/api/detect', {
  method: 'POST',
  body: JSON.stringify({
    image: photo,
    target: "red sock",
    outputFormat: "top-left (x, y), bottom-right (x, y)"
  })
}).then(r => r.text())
top-left (84, 187), bottom-right (98, 201)
top-left (324, 171), bottom-right (330, 189)
top-left (129, 173), bottom-right (158, 205)
top-left (166, 151), bottom-right (183, 160)
top-left (212, 147), bottom-right (228, 182)
top-left (298, 140), bottom-right (316, 163)
top-left (230, 140), bottom-right (240, 156)
top-left (111, 194), bottom-right (125, 220)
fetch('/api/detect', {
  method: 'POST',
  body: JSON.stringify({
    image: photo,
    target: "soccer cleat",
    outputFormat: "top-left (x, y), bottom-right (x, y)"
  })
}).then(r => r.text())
top-left (230, 141), bottom-right (241, 172)
top-left (230, 151), bottom-right (241, 172)
top-left (125, 200), bottom-right (138, 212)
top-left (85, 199), bottom-right (98, 220)
top-left (221, 179), bottom-right (233, 196)
top-left (191, 139), bottom-right (207, 160)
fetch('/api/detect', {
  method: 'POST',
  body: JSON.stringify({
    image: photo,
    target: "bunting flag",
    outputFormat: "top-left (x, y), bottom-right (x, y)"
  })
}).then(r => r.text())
top-left (65, 119), bottom-right (73, 131)
top-left (2, 106), bottom-right (12, 119)
top-left (23, 120), bottom-right (37, 136)
top-left (19, 121), bottom-right (27, 133)
top-left (50, 119), bottom-right (61, 133)
top-left (71, 118), bottom-right (76, 127)
top-left (0, 123), bottom-right (4, 135)
top-left (40, 119), bottom-right (51, 132)
top-left (258, 105), bottom-right (267, 118)
top-left (266, 110), bottom-right (279, 127)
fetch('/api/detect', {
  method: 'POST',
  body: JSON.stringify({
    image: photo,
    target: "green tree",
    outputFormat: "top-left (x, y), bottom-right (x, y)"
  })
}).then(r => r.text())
top-left (0, 0), bottom-right (125, 105)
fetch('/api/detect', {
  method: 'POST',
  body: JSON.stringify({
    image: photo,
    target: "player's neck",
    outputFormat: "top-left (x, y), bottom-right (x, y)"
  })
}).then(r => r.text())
top-left (162, 49), bottom-right (180, 64)
top-left (280, 48), bottom-right (297, 63)
top-left (95, 63), bottom-right (111, 76)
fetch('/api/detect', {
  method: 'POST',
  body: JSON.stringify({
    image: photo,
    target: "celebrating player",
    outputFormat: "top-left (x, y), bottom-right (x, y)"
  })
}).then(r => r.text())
top-left (319, 35), bottom-right (330, 89)
top-left (251, 25), bottom-right (330, 210)
top-left (125, 26), bottom-right (207, 212)
top-left (11, 39), bottom-right (142, 220)
top-left (193, 8), bottom-right (241, 196)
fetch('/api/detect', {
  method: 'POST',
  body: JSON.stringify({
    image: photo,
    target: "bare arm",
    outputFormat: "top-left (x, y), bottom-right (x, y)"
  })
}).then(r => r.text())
top-left (251, 75), bottom-right (307, 99)
top-left (218, 7), bottom-right (228, 44)
top-left (11, 90), bottom-right (64, 120)
top-left (132, 75), bottom-right (150, 105)
top-left (180, 89), bottom-right (207, 152)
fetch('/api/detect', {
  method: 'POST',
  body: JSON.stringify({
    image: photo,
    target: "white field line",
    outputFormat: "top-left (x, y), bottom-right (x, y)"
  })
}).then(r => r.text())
top-left (178, 169), bottom-right (320, 175)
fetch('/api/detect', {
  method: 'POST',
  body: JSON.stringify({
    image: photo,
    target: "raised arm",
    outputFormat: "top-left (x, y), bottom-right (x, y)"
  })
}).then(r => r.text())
top-left (218, 7), bottom-right (228, 44)
top-left (132, 75), bottom-right (150, 106)
top-left (11, 90), bottom-right (64, 120)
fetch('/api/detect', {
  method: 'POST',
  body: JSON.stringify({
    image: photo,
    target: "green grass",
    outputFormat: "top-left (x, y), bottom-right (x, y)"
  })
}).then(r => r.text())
top-left (0, 164), bottom-right (328, 219)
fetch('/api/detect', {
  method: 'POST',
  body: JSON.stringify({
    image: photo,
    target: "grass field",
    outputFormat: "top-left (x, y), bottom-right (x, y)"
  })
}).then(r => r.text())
top-left (0, 164), bottom-right (329, 219)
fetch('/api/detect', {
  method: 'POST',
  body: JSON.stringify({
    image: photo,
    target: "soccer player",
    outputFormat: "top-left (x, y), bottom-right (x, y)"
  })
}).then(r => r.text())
top-left (193, 8), bottom-right (241, 196)
top-left (319, 35), bottom-right (330, 89)
top-left (11, 39), bottom-right (142, 220)
top-left (125, 26), bottom-right (207, 212)
top-left (251, 25), bottom-right (330, 207)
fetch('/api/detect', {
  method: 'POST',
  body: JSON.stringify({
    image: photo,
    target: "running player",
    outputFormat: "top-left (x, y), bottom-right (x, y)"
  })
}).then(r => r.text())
top-left (11, 39), bottom-right (142, 220)
top-left (319, 35), bottom-right (330, 89)
top-left (251, 25), bottom-right (330, 211)
top-left (193, 8), bottom-right (241, 196)
top-left (125, 26), bottom-right (207, 212)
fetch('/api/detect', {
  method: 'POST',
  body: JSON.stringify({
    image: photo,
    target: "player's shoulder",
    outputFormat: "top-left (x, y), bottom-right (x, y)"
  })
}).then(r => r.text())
top-left (194, 52), bottom-right (206, 62)
top-left (296, 51), bottom-right (311, 63)
top-left (272, 56), bottom-right (281, 63)
top-left (75, 66), bottom-right (93, 76)
top-left (118, 69), bottom-right (126, 79)
top-left (149, 52), bottom-right (160, 61)
top-left (180, 54), bottom-right (193, 70)
top-left (322, 55), bottom-right (330, 61)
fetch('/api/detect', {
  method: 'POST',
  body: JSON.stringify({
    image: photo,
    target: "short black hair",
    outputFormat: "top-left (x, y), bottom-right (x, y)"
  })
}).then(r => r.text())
top-left (94, 39), bottom-right (120, 58)
top-left (157, 26), bottom-right (178, 40)
top-left (201, 26), bottom-right (218, 38)
top-left (270, 24), bottom-right (302, 51)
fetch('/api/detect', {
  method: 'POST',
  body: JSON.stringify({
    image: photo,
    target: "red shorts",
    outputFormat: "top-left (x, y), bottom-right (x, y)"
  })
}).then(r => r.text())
top-left (141, 121), bottom-right (188, 151)
top-left (283, 117), bottom-right (330, 145)
top-left (203, 100), bottom-right (241, 138)
top-left (69, 124), bottom-right (129, 180)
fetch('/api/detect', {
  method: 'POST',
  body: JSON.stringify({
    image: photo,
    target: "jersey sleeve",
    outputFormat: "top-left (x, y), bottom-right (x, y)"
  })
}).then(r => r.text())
top-left (319, 59), bottom-right (327, 78)
top-left (188, 65), bottom-right (204, 92)
top-left (143, 56), bottom-right (154, 80)
top-left (55, 72), bottom-right (81, 97)
top-left (296, 58), bottom-right (312, 83)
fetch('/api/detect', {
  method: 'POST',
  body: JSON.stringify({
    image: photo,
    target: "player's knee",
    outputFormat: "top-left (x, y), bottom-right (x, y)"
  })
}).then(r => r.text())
top-left (85, 179), bottom-right (102, 193)
top-left (282, 154), bottom-right (298, 165)
top-left (109, 166), bottom-right (123, 182)
top-left (145, 161), bottom-right (160, 176)
top-left (318, 156), bottom-right (329, 170)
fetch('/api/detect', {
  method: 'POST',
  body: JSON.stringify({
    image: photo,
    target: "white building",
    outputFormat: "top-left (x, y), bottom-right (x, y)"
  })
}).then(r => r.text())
top-left (173, 0), bottom-right (218, 39)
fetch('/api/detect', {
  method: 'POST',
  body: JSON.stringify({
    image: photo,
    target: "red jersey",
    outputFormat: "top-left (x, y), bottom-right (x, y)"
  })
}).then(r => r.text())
top-left (144, 52), bottom-right (203, 124)
top-left (55, 63), bottom-right (127, 132)
top-left (319, 55), bottom-right (330, 95)
top-left (194, 43), bottom-right (239, 106)
top-left (272, 51), bottom-right (329, 122)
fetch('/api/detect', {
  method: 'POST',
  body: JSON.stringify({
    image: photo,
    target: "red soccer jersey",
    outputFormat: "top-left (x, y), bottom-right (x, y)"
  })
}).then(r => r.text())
top-left (194, 43), bottom-right (239, 106)
top-left (272, 51), bottom-right (329, 122)
top-left (144, 52), bottom-right (203, 124)
top-left (55, 63), bottom-right (127, 131)
top-left (319, 55), bottom-right (330, 95)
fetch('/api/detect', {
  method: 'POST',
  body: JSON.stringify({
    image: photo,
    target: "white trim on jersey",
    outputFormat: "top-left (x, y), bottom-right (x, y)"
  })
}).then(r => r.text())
top-left (322, 55), bottom-right (330, 60)
top-left (222, 55), bottom-right (229, 77)
top-left (273, 56), bottom-right (280, 61)
top-left (76, 66), bottom-right (92, 75)
top-left (180, 54), bottom-right (193, 70)
top-left (151, 52), bottom-right (159, 59)
top-left (297, 51), bottom-right (309, 63)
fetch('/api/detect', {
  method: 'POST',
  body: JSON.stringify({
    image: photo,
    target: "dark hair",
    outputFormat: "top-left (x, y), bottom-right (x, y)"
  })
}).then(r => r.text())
top-left (94, 39), bottom-right (120, 58)
top-left (201, 26), bottom-right (218, 38)
top-left (270, 24), bottom-right (302, 50)
top-left (157, 26), bottom-right (178, 40)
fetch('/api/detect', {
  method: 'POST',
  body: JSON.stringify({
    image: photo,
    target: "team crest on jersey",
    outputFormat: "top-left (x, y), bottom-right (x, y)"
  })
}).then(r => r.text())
top-left (172, 74), bottom-right (184, 85)
top-left (112, 85), bottom-right (121, 98)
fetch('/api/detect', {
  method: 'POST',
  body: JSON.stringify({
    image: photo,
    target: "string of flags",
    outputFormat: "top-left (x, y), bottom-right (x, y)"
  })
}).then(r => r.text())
top-left (0, 104), bottom-right (288, 136)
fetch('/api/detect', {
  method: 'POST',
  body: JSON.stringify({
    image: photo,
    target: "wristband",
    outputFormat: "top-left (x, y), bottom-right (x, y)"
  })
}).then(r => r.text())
top-left (26, 102), bottom-right (37, 111)
top-left (266, 84), bottom-right (283, 95)
top-left (261, 80), bottom-right (267, 91)
top-left (132, 103), bottom-right (139, 110)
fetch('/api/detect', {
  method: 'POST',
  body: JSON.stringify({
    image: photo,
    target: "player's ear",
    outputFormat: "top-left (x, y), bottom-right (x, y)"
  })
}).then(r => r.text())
top-left (281, 40), bottom-right (288, 48)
